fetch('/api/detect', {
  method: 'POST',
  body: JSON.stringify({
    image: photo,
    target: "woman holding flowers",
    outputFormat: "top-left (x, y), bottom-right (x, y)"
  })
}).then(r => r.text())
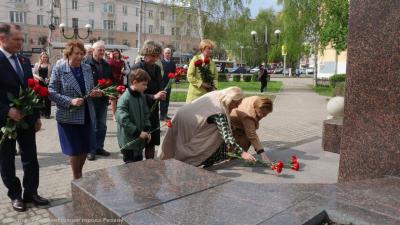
top-left (186, 39), bottom-right (219, 103)
top-left (131, 40), bottom-right (166, 160)
top-left (49, 40), bottom-right (103, 179)
top-left (161, 87), bottom-right (256, 166)
top-left (108, 48), bottom-right (125, 121)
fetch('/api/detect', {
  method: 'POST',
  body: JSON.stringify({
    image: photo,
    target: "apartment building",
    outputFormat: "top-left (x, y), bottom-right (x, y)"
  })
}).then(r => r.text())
top-left (1, 0), bottom-right (201, 62)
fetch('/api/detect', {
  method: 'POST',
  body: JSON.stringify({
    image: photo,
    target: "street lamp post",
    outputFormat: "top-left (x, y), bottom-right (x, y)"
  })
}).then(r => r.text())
top-left (59, 23), bottom-right (92, 40)
top-left (250, 28), bottom-right (281, 68)
top-left (240, 45), bottom-right (244, 66)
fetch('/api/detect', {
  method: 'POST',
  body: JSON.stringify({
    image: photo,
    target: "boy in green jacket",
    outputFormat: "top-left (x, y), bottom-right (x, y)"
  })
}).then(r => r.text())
top-left (116, 69), bottom-right (152, 163)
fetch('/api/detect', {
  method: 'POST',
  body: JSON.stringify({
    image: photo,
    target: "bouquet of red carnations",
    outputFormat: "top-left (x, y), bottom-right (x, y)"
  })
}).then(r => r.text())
top-left (0, 79), bottom-right (49, 145)
top-left (194, 57), bottom-right (215, 91)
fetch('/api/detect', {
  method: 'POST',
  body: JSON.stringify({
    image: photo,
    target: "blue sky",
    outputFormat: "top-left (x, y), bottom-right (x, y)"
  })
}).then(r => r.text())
top-left (246, 0), bottom-right (282, 17)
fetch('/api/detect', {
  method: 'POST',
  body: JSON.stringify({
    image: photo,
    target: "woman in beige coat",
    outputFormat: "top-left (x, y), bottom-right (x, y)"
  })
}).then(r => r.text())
top-left (161, 87), bottom-right (256, 166)
top-left (230, 96), bottom-right (273, 163)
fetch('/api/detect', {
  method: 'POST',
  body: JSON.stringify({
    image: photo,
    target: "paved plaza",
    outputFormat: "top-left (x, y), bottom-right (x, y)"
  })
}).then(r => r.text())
top-left (0, 78), bottom-right (338, 224)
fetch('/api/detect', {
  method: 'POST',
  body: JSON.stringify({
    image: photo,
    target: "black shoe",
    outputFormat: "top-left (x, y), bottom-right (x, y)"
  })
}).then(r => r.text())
top-left (12, 198), bottom-right (26, 212)
top-left (96, 149), bottom-right (110, 156)
top-left (87, 153), bottom-right (96, 161)
top-left (23, 194), bottom-right (49, 206)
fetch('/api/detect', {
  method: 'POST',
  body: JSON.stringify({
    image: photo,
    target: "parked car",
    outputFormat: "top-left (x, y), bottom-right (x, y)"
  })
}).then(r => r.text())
top-left (231, 66), bottom-right (248, 74)
top-left (273, 68), bottom-right (283, 74)
top-left (250, 67), bottom-right (260, 73)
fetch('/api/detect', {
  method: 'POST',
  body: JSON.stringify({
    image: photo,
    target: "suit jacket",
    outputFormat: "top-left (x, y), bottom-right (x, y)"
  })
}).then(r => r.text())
top-left (0, 51), bottom-right (39, 127)
top-left (161, 59), bottom-right (176, 88)
top-left (48, 61), bottom-right (96, 125)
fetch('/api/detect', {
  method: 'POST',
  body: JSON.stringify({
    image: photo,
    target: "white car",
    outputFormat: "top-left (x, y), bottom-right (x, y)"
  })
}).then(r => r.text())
top-left (250, 67), bottom-right (260, 73)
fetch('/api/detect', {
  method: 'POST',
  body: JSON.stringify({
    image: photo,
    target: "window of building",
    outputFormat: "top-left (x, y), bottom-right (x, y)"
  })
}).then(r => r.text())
top-left (89, 19), bottom-right (94, 29)
top-left (123, 22), bottom-right (128, 32)
top-left (186, 28), bottom-right (190, 36)
top-left (54, 0), bottom-right (60, 8)
top-left (171, 27), bottom-right (175, 35)
top-left (135, 40), bottom-right (138, 48)
top-left (103, 3), bottom-right (114, 13)
top-left (37, 15), bottom-right (44, 26)
top-left (160, 26), bottom-right (164, 35)
top-left (37, 0), bottom-right (43, 6)
top-left (89, 2), bottom-right (94, 12)
top-left (172, 12), bottom-right (177, 21)
top-left (72, 18), bottom-right (79, 28)
top-left (105, 38), bottom-right (114, 45)
top-left (11, 0), bottom-right (26, 3)
top-left (176, 27), bottom-right (180, 36)
top-left (53, 16), bottom-right (60, 25)
top-left (123, 6), bottom-right (127, 15)
top-left (103, 20), bottom-right (115, 30)
top-left (148, 25), bottom-right (153, 34)
top-left (136, 8), bottom-right (139, 16)
top-left (148, 10), bottom-right (153, 19)
top-left (9, 11), bottom-right (26, 24)
top-left (72, 0), bottom-right (78, 10)
top-left (135, 24), bottom-right (139, 32)
top-left (23, 33), bottom-right (28, 44)
top-left (160, 11), bottom-right (164, 20)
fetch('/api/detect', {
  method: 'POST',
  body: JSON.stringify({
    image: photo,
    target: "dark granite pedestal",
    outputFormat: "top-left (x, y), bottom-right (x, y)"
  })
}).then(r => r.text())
top-left (49, 159), bottom-right (400, 225)
top-left (322, 117), bottom-right (343, 154)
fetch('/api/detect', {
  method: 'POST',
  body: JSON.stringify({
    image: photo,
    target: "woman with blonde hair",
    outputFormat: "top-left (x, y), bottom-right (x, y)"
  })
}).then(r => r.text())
top-left (33, 52), bottom-right (52, 118)
top-left (161, 86), bottom-right (256, 166)
top-left (186, 39), bottom-right (219, 103)
top-left (230, 96), bottom-right (273, 163)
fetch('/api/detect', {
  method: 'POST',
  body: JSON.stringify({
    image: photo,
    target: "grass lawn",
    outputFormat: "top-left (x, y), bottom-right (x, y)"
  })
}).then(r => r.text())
top-left (313, 85), bottom-right (333, 97)
top-left (170, 91), bottom-right (276, 102)
top-left (172, 81), bottom-right (283, 93)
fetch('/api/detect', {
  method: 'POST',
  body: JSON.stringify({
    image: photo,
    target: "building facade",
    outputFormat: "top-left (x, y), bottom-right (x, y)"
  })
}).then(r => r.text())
top-left (1, 0), bottom-right (201, 63)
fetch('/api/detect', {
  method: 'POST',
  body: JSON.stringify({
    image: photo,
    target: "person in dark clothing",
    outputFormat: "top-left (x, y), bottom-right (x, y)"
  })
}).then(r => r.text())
top-left (131, 40), bottom-right (166, 159)
top-left (0, 23), bottom-right (49, 212)
top-left (84, 40), bottom-right (112, 161)
top-left (160, 48), bottom-right (176, 121)
top-left (33, 52), bottom-right (52, 118)
top-left (258, 64), bottom-right (268, 93)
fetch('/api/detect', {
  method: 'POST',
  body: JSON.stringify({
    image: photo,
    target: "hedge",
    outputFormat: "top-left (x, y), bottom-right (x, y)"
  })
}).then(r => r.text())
top-left (243, 75), bottom-right (252, 82)
top-left (218, 73), bottom-right (228, 82)
top-left (252, 74), bottom-right (258, 82)
top-left (233, 74), bottom-right (241, 82)
top-left (329, 74), bottom-right (346, 88)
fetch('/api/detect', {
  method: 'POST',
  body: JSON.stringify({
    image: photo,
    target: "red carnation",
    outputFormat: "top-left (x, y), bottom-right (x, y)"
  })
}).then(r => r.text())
top-left (28, 78), bottom-right (39, 88)
top-left (292, 155), bottom-right (297, 162)
top-left (194, 59), bottom-right (203, 67)
top-left (204, 57), bottom-right (210, 64)
top-left (166, 119), bottom-right (172, 128)
top-left (98, 79), bottom-right (107, 87)
top-left (38, 87), bottom-right (49, 97)
top-left (291, 162), bottom-right (300, 171)
top-left (168, 72), bottom-right (175, 79)
top-left (116, 85), bottom-right (126, 94)
top-left (33, 85), bottom-right (41, 93)
top-left (105, 79), bottom-right (113, 87)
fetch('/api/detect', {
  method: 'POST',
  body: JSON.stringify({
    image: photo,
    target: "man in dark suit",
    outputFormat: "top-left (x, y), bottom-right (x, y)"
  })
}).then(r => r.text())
top-left (0, 23), bottom-right (49, 212)
top-left (160, 48), bottom-right (176, 121)
top-left (84, 40), bottom-right (112, 161)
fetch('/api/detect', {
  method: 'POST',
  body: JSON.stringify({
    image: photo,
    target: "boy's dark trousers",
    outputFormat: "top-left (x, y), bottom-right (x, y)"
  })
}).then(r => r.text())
top-left (121, 149), bottom-right (143, 164)
top-left (160, 87), bottom-right (171, 120)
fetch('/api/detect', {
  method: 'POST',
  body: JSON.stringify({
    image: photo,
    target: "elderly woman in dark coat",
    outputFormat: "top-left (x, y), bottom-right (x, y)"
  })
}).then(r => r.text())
top-left (131, 40), bottom-right (166, 159)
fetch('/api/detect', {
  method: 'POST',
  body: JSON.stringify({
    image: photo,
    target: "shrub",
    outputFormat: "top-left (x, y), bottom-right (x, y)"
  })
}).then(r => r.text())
top-left (332, 82), bottom-right (346, 97)
top-left (243, 75), bottom-right (252, 82)
top-left (251, 74), bottom-right (258, 82)
top-left (329, 74), bottom-right (346, 88)
top-left (233, 74), bottom-right (241, 82)
top-left (218, 73), bottom-right (227, 82)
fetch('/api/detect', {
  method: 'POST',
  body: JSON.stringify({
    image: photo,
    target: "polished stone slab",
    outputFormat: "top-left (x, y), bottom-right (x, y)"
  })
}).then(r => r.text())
top-left (70, 159), bottom-right (230, 220)
top-left (338, 0), bottom-right (400, 182)
top-left (322, 117), bottom-right (342, 154)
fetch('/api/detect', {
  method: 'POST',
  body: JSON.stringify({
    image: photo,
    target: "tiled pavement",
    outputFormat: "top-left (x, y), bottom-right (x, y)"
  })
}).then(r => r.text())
top-left (0, 78), bottom-right (330, 224)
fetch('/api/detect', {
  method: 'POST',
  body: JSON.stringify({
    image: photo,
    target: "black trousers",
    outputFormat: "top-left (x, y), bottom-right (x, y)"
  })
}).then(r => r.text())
top-left (260, 80), bottom-right (268, 92)
top-left (40, 97), bottom-right (51, 117)
top-left (121, 149), bottom-right (143, 164)
top-left (0, 127), bottom-right (39, 200)
top-left (160, 88), bottom-right (171, 120)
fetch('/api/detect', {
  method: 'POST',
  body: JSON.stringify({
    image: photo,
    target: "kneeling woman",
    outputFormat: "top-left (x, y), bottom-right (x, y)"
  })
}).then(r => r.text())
top-left (161, 87), bottom-right (256, 166)
top-left (230, 96), bottom-right (273, 163)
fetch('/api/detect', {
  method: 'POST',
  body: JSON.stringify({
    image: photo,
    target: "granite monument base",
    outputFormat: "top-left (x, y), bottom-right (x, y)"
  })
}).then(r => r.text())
top-left (322, 117), bottom-right (343, 154)
top-left (49, 159), bottom-right (400, 225)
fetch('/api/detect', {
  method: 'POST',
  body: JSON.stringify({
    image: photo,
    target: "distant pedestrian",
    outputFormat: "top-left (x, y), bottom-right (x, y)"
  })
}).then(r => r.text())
top-left (160, 48), bottom-right (176, 121)
top-left (295, 68), bottom-right (300, 78)
top-left (32, 52), bottom-right (52, 118)
top-left (258, 64), bottom-right (268, 92)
